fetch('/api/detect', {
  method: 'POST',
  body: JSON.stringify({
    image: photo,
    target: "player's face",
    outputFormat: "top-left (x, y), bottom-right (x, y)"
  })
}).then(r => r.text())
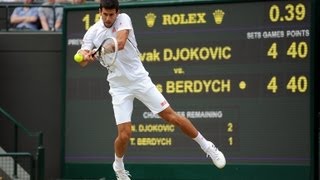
top-left (100, 8), bottom-right (118, 28)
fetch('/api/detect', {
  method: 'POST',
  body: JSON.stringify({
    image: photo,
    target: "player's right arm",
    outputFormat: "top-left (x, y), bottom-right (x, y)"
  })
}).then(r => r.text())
top-left (77, 23), bottom-right (99, 67)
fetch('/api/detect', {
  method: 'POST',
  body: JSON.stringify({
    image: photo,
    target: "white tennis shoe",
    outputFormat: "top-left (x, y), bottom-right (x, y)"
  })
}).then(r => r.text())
top-left (204, 142), bottom-right (226, 169)
top-left (113, 162), bottom-right (131, 180)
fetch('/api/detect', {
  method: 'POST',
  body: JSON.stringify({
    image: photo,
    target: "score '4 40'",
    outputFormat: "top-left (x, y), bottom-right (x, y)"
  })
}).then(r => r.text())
top-left (268, 41), bottom-right (308, 59)
top-left (267, 76), bottom-right (308, 93)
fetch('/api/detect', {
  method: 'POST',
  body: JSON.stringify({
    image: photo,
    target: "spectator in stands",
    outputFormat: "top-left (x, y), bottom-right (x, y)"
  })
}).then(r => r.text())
top-left (0, 0), bottom-right (22, 2)
top-left (0, 0), bottom-right (21, 3)
top-left (38, 0), bottom-right (63, 31)
top-left (10, 0), bottom-right (40, 30)
top-left (71, 0), bottom-right (85, 4)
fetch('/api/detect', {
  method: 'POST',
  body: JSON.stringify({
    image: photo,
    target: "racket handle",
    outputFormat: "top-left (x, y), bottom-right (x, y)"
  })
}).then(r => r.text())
top-left (91, 48), bottom-right (98, 58)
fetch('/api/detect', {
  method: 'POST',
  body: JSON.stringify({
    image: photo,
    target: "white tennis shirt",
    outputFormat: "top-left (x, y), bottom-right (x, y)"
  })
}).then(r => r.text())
top-left (81, 13), bottom-right (149, 87)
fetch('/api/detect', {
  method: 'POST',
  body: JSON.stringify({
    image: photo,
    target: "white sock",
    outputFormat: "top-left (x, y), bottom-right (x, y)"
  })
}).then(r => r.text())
top-left (193, 132), bottom-right (210, 151)
top-left (114, 154), bottom-right (125, 170)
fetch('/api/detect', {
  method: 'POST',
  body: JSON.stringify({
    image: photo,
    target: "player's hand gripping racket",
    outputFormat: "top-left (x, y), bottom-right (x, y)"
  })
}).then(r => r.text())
top-left (92, 37), bottom-right (118, 68)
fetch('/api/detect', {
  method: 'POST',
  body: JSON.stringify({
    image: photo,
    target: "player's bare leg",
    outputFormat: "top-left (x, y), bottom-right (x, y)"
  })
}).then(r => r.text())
top-left (113, 122), bottom-right (131, 180)
top-left (158, 106), bottom-right (198, 138)
top-left (158, 106), bottom-right (226, 169)
top-left (114, 122), bottom-right (131, 158)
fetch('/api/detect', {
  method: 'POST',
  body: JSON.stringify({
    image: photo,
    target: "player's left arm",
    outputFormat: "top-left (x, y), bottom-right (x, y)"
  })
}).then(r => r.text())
top-left (116, 29), bottom-right (129, 50)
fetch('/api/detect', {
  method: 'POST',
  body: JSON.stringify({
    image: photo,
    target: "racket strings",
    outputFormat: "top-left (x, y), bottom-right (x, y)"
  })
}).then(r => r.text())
top-left (94, 37), bottom-right (118, 69)
top-left (101, 44), bottom-right (115, 54)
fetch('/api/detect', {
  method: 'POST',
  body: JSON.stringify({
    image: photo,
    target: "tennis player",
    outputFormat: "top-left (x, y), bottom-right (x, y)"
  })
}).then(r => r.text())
top-left (76, 0), bottom-right (226, 179)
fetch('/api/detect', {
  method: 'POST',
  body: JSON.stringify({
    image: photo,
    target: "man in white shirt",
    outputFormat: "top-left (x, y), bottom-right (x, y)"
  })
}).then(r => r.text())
top-left (76, 0), bottom-right (226, 179)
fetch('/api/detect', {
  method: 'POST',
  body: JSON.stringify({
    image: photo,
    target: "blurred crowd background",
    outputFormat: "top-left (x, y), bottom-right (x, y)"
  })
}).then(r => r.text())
top-left (0, 0), bottom-right (150, 31)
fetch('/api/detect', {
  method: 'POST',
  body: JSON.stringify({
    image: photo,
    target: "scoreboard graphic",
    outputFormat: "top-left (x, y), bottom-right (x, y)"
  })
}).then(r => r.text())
top-left (63, 0), bottom-right (313, 168)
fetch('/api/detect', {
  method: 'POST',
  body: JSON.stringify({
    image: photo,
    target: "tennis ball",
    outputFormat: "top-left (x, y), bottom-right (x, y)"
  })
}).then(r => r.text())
top-left (74, 53), bottom-right (84, 63)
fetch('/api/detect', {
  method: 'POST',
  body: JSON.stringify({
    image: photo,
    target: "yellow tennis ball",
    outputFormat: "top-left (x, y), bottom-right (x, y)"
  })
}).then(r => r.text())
top-left (74, 53), bottom-right (84, 63)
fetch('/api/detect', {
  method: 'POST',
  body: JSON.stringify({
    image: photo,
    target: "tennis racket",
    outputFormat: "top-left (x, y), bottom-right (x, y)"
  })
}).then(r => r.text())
top-left (92, 37), bottom-right (118, 68)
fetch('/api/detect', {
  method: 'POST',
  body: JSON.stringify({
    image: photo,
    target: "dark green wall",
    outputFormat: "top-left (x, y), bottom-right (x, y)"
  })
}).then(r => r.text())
top-left (0, 32), bottom-right (63, 180)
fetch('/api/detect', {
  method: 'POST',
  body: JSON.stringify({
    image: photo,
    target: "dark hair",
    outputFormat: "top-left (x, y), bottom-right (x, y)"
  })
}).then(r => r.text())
top-left (100, 0), bottom-right (119, 12)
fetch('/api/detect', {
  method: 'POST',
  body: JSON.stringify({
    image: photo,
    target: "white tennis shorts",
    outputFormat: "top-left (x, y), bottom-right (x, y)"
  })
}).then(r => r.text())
top-left (109, 77), bottom-right (169, 125)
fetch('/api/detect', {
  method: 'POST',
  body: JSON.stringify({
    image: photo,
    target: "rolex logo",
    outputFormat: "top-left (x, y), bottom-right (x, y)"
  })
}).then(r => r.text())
top-left (145, 13), bottom-right (157, 28)
top-left (212, 9), bottom-right (225, 25)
